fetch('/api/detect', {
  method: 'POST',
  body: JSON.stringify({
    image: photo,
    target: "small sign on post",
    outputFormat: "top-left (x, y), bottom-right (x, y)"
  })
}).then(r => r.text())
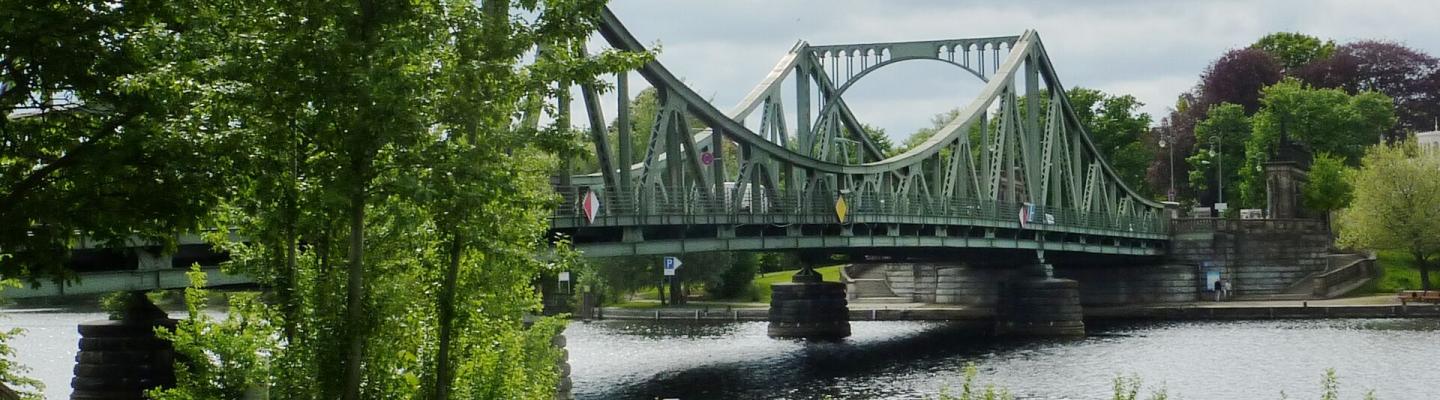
top-left (663, 256), bottom-right (682, 276)
top-left (582, 190), bottom-right (601, 224)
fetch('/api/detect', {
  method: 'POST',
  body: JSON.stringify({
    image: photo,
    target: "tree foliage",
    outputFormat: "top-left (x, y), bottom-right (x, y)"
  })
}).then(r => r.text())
top-left (68, 0), bottom-right (649, 398)
top-left (889, 87), bottom-right (1152, 196)
top-left (1066, 87), bottom-right (1154, 196)
top-left (892, 108), bottom-right (963, 157)
top-left (1197, 48), bottom-right (1284, 114)
top-left (1186, 103), bottom-right (1250, 205)
top-left (861, 123), bottom-right (894, 158)
top-left (1251, 32), bottom-right (1336, 73)
top-left (1238, 78), bottom-right (1394, 207)
top-left (1336, 140), bottom-right (1440, 290)
top-left (1300, 40), bottom-right (1440, 139)
top-left (0, 0), bottom-right (243, 282)
top-left (709, 252), bottom-right (759, 299)
top-left (0, 278), bottom-right (42, 399)
top-left (1302, 152), bottom-right (1353, 215)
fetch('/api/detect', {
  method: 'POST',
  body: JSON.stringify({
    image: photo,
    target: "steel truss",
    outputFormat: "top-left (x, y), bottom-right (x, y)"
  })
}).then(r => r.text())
top-left (554, 8), bottom-right (1167, 257)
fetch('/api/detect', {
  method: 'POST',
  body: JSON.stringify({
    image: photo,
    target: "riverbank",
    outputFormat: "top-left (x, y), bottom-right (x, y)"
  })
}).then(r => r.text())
top-left (592, 294), bottom-right (1439, 322)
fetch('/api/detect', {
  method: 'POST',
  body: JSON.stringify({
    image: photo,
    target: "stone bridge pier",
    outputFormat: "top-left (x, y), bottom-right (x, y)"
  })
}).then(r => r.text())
top-left (994, 264), bottom-right (1085, 336)
top-left (768, 265), bottom-right (851, 340)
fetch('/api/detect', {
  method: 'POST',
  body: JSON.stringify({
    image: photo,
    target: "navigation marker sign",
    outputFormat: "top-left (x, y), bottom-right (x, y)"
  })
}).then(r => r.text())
top-left (663, 256), bottom-right (682, 276)
top-left (834, 196), bottom-right (849, 223)
top-left (582, 190), bottom-right (600, 224)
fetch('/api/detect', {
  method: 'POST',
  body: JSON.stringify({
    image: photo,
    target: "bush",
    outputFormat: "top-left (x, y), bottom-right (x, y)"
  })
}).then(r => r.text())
top-left (0, 278), bottom-right (43, 400)
top-left (709, 253), bottom-right (759, 299)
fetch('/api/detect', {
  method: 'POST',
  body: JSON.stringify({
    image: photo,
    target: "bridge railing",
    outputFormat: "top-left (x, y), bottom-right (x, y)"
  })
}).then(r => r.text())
top-left (1171, 217), bottom-right (1325, 234)
top-left (551, 185), bottom-right (1166, 235)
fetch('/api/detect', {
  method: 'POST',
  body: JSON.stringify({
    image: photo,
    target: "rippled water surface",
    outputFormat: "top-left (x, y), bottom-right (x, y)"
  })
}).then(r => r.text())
top-left (566, 319), bottom-right (1440, 400)
top-left (6, 310), bottom-right (1439, 399)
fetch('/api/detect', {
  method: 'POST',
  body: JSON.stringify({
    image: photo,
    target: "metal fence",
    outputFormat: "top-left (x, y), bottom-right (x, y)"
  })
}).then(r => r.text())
top-left (551, 185), bottom-right (1166, 235)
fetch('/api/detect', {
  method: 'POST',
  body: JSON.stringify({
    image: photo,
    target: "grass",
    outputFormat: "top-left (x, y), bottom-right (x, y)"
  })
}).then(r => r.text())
top-left (607, 300), bottom-right (663, 309)
top-left (747, 265), bottom-right (843, 303)
top-left (1354, 250), bottom-right (1440, 294)
top-left (611, 264), bottom-right (846, 308)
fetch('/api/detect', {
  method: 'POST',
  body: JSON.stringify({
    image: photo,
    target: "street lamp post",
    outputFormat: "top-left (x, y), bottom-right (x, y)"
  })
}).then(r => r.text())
top-left (1211, 134), bottom-right (1223, 206)
top-left (1159, 133), bottom-right (1174, 201)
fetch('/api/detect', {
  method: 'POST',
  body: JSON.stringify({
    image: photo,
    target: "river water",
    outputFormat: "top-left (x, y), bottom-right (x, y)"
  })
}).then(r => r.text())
top-left (567, 319), bottom-right (1440, 400)
top-left (5, 310), bottom-right (1438, 399)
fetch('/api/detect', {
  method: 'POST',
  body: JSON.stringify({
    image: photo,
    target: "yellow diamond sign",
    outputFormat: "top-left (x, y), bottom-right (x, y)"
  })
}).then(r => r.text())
top-left (834, 196), bottom-right (848, 223)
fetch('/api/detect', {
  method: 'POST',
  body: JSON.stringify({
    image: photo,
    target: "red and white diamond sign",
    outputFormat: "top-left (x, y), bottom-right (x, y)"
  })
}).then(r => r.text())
top-left (582, 191), bottom-right (601, 224)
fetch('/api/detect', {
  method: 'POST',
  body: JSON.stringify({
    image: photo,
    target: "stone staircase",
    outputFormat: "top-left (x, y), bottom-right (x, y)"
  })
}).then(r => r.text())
top-left (1245, 253), bottom-right (1374, 301)
top-left (843, 264), bottom-right (912, 304)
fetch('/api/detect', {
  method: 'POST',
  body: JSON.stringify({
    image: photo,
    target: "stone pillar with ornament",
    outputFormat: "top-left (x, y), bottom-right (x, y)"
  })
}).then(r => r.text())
top-left (1264, 161), bottom-right (1308, 219)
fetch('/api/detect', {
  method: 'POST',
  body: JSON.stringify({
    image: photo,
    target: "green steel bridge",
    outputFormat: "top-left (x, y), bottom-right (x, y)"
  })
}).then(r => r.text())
top-left (550, 9), bottom-right (1169, 260)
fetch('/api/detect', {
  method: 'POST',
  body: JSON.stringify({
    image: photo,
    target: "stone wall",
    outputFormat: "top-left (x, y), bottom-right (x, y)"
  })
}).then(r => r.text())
top-left (878, 263), bottom-right (1015, 306)
top-left (873, 261), bottom-right (1197, 306)
top-left (1170, 218), bottom-right (1331, 297)
top-left (1054, 264), bottom-right (1198, 306)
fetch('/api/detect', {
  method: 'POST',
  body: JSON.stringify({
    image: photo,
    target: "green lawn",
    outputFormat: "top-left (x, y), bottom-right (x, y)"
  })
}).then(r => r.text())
top-left (612, 264), bottom-right (846, 307)
top-left (1354, 250), bottom-right (1440, 294)
top-left (746, 265), bottom-right (843, 303)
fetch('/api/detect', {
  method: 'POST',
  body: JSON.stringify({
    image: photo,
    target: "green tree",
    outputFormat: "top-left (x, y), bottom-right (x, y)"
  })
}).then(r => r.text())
top-left (137, 0), bottom-right (645, 399)
top-left (860, 123), bottom-right (894, 160)
top-left (0, 278), bottom-right (42, 399)
top-left (1186, 103), bottom-right (1250, 205)
top-left (891, 88), bottom-right (1152, 195)
top-left (709, 252), bottom-right (759, 299)
top-left (892, 108), bottom-right (963, 156)
top-left (1336, 140), bottom-right (1440, 290)
top-left (1239, 78), bottom-right (1394, 207)
top-left (1251, 32), bottom-right (1337, 73)
top-left (0, 0), bottom-right (241, 282)
top-left (1066, 87), bottom-right (1154, 196)
top-left (758, 252), bottom-right (801, 273)
top-left (588, 255), bottom-right (659, 302)
top-left (1302, 152), bottom-right (1354, 222)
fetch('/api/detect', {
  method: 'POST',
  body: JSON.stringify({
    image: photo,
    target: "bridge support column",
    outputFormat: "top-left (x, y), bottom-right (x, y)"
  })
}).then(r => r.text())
top-left (767, 266), bottom-right (850, 339)
top-left (997, 264), bottom-right (1085, 337)
top-left (71, 293), bottom-right (176, 400)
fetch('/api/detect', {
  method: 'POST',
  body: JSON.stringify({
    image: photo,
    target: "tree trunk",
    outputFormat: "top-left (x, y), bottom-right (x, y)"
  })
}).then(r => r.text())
top-left (0, 381), bottom-right (19, 400)
top-left (341, 187), bottom-right (367, 400)
top-left (1418, 252), bottom-right (1432, 291)
top-left (670, 268), bottom-right (682, 305)
top-left (280, 204), bottom-right (299, 343)
top-left (433, 236), bottom-right (463, 400)
top-left (280, 127), bottom-right (302, 343)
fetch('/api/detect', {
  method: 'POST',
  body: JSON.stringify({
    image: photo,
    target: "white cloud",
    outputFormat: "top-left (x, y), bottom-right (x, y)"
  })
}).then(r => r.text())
top-left (592, 1), bottom-right (1440, 135)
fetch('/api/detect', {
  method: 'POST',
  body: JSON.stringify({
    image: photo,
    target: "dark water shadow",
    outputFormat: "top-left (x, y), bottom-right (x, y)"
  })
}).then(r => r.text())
top-left (581, 321), bottom-right (1091, 400)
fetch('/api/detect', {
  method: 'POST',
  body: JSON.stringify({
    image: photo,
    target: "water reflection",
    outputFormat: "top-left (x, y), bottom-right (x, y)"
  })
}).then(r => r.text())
top-left (6, 310), bottom-right (1439, 399)
top-left (569, 319), bottom-right (1440, 400)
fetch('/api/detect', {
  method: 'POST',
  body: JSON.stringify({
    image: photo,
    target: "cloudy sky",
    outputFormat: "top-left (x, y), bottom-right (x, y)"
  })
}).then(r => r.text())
top-left (594, 0), bottom-right (1440, 142)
